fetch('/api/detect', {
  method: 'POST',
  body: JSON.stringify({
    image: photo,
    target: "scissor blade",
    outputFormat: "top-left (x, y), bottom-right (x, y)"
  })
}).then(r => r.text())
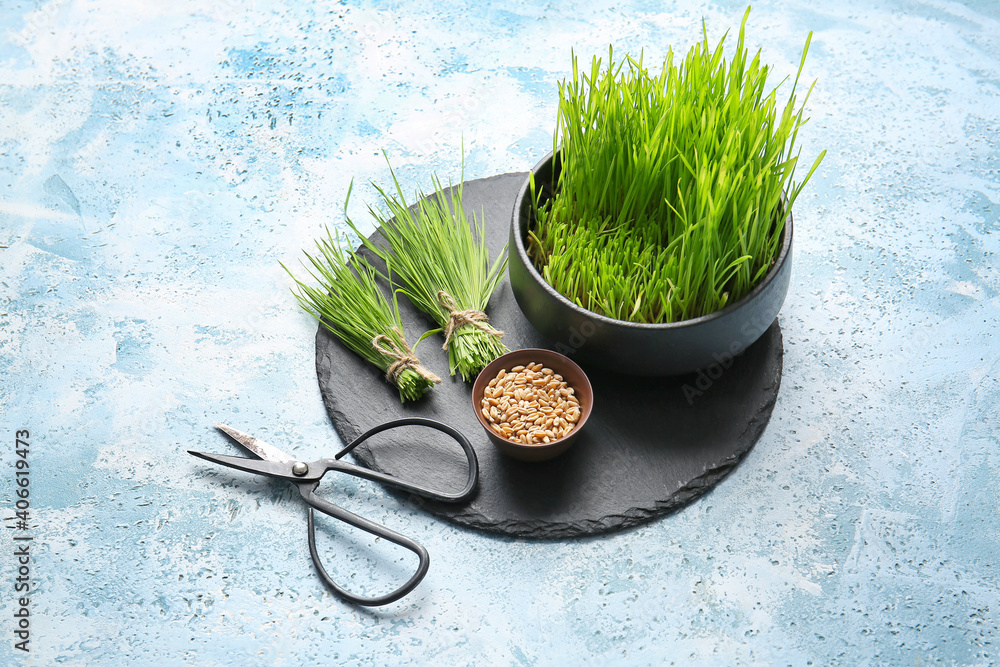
top-left (214, 423), bottom-right (295, 463)
top-left (188, 450), bottom-right (296, 479)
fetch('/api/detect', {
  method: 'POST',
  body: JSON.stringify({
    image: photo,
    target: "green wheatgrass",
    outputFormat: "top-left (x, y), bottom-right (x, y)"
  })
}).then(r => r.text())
top-left (350, 156), bottom-right (509, 382)
top-left (528, 9), bottom-right (826, 323)
top-left (283, 227), bottom-right (439, 403)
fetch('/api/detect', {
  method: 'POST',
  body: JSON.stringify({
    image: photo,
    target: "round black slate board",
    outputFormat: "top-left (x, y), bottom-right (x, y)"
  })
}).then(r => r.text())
top-left (316, 172), bottom-right (782, 539)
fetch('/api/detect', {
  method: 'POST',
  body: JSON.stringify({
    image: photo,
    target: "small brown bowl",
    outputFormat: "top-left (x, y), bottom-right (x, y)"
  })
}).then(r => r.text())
top-left (471, 348), bottom-right (593, 462)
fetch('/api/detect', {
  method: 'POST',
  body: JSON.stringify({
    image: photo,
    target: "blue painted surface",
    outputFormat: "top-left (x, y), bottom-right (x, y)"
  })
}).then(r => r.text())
top-left (1, 0), bottom-right (998, 664)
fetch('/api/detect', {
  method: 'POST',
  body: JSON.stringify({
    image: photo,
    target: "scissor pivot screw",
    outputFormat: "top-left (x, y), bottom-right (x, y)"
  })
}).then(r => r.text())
top-left (291, 461), bottom-right (309, 476)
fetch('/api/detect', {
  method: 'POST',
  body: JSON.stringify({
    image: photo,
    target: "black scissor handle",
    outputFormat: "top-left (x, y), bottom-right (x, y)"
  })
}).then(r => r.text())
top-left (298, 418), bottom-right (478, 606)
top-left (301, 486), bottom-right (429, 607)
top-left (331, 417), bottom-right (479, 503)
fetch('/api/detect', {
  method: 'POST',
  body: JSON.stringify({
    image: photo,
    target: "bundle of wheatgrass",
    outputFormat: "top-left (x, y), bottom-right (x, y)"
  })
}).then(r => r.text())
top-left (349, 161), bottom-right (508, 382)
top-left (528, 9), bottom-right (825, 323)
top-left (283, 227), bottom-right (440, 402)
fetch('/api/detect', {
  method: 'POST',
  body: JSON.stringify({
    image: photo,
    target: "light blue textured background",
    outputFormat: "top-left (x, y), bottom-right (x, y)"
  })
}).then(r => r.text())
top-left (1, 0), bottom-right (998, 664)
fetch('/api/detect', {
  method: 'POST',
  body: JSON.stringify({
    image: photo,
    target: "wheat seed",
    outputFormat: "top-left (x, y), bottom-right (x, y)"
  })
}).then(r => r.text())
top-left (480, 363), bottom-right (582, 445)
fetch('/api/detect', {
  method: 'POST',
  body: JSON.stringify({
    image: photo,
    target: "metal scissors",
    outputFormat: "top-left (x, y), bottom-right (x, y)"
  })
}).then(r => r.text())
top-left (189, 417), bottom-right (478, 606)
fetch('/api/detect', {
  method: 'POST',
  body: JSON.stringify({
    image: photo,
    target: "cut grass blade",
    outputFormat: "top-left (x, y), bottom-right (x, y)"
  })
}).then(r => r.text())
top-left (282, 226), bottom-right (439, 403)
top-left (349, 154), bottom-right (509, 382)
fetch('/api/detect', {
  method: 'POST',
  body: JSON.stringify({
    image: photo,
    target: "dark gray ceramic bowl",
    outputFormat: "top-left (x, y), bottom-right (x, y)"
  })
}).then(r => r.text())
top-left (508, 151), bottom-right (793, 376)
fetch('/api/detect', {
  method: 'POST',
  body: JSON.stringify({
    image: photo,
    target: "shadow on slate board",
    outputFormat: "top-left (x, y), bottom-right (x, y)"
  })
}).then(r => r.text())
top-left (316, 171), bottom-right (783, 539)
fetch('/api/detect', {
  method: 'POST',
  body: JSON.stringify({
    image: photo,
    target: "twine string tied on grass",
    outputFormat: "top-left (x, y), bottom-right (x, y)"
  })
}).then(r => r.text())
top-left (437, 290), bottom-right (504, 350)
top-left (372, 328), bottom-right (441, 385)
